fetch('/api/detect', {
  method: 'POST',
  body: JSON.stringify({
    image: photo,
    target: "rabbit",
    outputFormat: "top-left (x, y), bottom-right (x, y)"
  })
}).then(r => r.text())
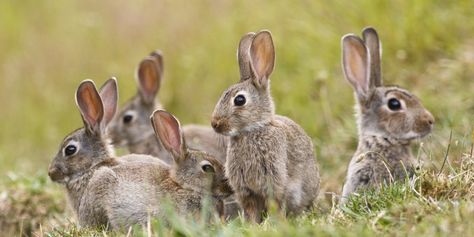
top-left (340, 27), bottom-right (435, 201)
top-left (107, 50), bottom-right (229, 165)
top-left (149, 110), bottom-right (234, 219)
top-left (107, 50), bottom-right (170, 162)
top-left (106, 50), bottom-right (237, 218)
top-left (211, 30), bottom-right (320, 223)
top-left (48, 79), bottom-right (233, 229)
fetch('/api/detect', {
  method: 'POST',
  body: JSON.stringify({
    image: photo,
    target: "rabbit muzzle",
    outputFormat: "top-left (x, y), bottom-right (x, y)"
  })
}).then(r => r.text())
top-left (414, 110), bottom-right (435, 137)
top-left (211, 117), bottom-right (230, 135)
top-left (48, 164), bottom-right (66, 183)
top-left (212, 181), bottom-right (234, 199)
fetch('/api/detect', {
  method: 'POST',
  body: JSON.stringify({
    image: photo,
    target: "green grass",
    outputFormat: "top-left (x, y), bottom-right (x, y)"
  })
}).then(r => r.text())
top-left (0, 0), bottom-right (473, 236)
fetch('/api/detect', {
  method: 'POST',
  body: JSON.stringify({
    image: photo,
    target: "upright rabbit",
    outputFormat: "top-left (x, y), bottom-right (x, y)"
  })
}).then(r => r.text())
top-left (340, 27), bottom-right (434, 201)
top-left (48, 79), bottom-right (232, 229)
top-left (211, 30), bottom-right (320, 223)
top-left (108, 50), bottom-right (228, 165)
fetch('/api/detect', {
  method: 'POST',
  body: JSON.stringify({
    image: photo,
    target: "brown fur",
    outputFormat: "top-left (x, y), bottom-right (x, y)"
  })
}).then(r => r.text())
top-left (341, 27), bottom-right (434, 200)
top-left (49, 80), bottom-right (232, 229)
top-left (107, 51), bottom-right (228, 164)
top-left (106, 51), bottom-right (236, 218)
top-left (211, 30), bottom-right (320, 222)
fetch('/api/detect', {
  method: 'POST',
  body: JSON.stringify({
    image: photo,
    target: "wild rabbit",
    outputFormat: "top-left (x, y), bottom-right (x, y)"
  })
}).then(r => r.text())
top-left (48, 79), bottom-right (232, 229)
top-left (107, 50), bottom-right (228, 165)
top-left (106, 50), bottom-right (236, 219)
top-left (211, 30), bottom-right (320, 223)
top-left (340, 27), bottom-right (434, 201)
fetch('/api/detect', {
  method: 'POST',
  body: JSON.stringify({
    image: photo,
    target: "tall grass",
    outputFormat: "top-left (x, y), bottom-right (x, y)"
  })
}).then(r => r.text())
top-left (0, 0), bottom-right (473, 235)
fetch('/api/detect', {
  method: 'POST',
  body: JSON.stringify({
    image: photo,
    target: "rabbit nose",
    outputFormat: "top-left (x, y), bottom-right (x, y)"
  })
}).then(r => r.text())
top-left (211, 119), bottom-right (221, 130)
top-left (423, 111), bottom-right (435, 126)
top-left (48, 166), bottom-right (62, 181)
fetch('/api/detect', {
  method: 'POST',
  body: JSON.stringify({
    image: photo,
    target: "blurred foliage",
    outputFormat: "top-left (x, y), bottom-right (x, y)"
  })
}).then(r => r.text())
top-left (0, 173), bottom-right (65, 236)
top-left (0, 0), bottom-right (473, 235)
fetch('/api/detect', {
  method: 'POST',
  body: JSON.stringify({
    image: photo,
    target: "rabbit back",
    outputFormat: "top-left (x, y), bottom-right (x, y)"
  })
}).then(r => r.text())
top-left (275, 115), bottom-right (320, 212)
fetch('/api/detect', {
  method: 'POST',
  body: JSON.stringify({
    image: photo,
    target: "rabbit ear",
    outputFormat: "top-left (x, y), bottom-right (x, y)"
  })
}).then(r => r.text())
top-left (238, 32), bottom-right (256, 82)
top-left (362, 27), bottom-right (383, 87)
top-left (149, 50), bottom-right (164, 74)
top-left (76, 80), bottom-right (104, 135)
top-left (98, 77), bottom-right (118, 128)
top-left (137, 56), bottom-right (163, 105)
top-left (150, 110), bottom-right (186, 160)
top-left (342, 34), bottom-right (371, 99)
top-left (249, 30), bottom-right (275, 89)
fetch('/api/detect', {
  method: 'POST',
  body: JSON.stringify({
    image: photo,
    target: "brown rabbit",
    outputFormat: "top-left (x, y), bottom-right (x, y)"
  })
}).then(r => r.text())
top-left (48, 79), bottom-right (232, 229)
top-left (107, 50), bottom-right (228, 165)
top-left (340, 27), bottom-right (435, 201)
top-left (211, 30), bottom-right (320, 223)
top-left (149, 110), bottom-right (234, 217)
top-left (106, 50), bottom-right (236, 219)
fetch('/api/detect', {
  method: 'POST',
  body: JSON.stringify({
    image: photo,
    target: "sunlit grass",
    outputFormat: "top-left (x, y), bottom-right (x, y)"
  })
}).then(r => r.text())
top-left (0, 0), bottom-right (473, 235)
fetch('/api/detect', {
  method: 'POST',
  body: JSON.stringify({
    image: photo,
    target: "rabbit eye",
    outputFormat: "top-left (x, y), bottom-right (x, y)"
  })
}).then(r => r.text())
top-left (123, 114), bottom-right (133, 124)
top-left (201, 164), bottom-right (215, 173)
top-left (234, 95), bottom-right (246, 106)
top-left (64, 145), bottom-right (77, 156)
top-left (388, 98), bottom-right (402, 111)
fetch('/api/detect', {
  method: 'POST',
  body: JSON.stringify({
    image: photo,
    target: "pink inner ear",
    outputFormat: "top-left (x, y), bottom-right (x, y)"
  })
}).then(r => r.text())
top-left (155, 113), bottom-right (182, 156)
top-left (348, 51), bottom-right (367, 84)
top-left (138, 58), bottom-right (160, 98)
top-left (343, 37), bottom-right (369, 94)
top-left (250, 32), bottom-right (274, 80)
top-left (78, 83), bottom-right (103, 127)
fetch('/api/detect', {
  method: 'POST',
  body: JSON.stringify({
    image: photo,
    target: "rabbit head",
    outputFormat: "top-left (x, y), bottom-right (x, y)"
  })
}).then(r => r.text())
top-left (48, 78), bottom-right (118, 184)
top-left (108, 51), bottom-right (164, 147)
top-left (151, 110), bottom-right (233, 198)
top-left (211, 30), bottom-right (276, 136)
top-left (341, 27), bottom-right (434, 141)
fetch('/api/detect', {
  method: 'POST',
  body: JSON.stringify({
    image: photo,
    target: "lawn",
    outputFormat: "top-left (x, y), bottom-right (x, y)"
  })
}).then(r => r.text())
top-left (0, 0), bottom-right (473, 236)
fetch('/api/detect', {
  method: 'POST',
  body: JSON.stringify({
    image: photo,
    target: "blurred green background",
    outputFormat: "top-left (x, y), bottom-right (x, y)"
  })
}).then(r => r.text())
top-left (0, 0), bottom-right (473, 195)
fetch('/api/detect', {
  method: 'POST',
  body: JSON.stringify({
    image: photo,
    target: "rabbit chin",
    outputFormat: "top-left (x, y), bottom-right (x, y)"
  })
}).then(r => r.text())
top-left (222, 122), bottom-right (269, 137)
top-left (220, 128), bottom-right (239, 137)
top-left (363, 129), bottom-right (429, 142)
top-left (399, 130), bottom-right (431, 141)
top-left (53, 175), bottom-right (70, 185)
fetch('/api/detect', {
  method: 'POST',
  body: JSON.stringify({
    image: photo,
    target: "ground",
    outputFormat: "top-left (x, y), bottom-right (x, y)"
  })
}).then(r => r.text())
top-left (0, 0), bottom-right (473, 236)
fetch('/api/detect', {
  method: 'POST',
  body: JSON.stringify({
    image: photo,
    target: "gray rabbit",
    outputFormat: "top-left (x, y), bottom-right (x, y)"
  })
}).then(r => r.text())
top-left (211, 30), bottom-right (320, 223)
top-left (107, 50), bottom-right (228, 165)
top-left (106, 50), bottom-right (237, 219)
top-left (48, 79), bottom-right (232, 229)
top-left (340, 27), bottom-right (434, 201)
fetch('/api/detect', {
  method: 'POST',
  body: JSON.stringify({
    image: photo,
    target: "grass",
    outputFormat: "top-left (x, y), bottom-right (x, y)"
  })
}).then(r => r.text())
top-left (0, 0), bottom-right (473, 236)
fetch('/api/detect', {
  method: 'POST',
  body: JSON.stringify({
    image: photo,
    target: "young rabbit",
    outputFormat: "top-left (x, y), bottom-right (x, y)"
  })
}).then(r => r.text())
top-left (106, 50), bottom-right (236, 218)
top-left (211, 30), bottom-right (320, 223)
top-left (48, 79), bottom-right (232, 229)
top-left (107, 50), bottom-right (228, 165)
top-left (149, 110), bottom-right (233, 218)
top-left (340, 27), bottom-right (435, 201)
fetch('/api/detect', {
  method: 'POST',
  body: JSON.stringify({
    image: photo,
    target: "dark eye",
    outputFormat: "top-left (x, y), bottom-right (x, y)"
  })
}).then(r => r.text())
top-left (234, 95), bottom-right (246, 106)
top-left (388, 98), bottom-right (402, 111)
top-left (123, 114), bottom-right (133, 124)
top-left (65, 145), bottom-right (77, 156)
top-left (202, 164), bottom-right (215, 173)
